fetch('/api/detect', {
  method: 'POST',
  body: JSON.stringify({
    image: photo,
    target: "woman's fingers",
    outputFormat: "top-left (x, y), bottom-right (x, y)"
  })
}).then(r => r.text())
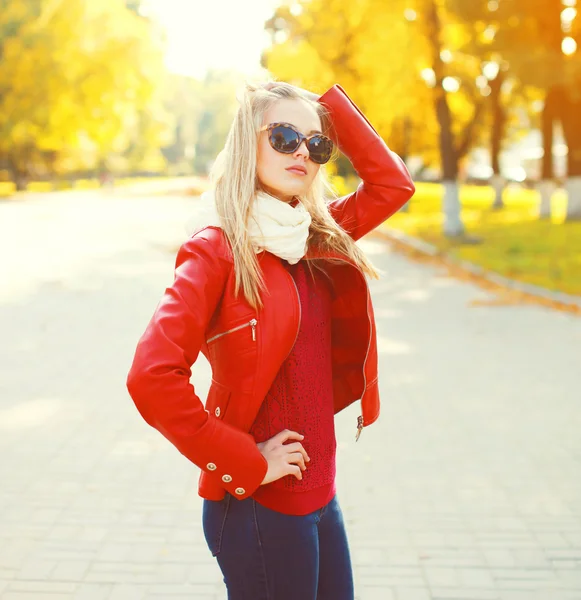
top-left (283, 441), bottom-right (310, 463)
top-left (288, 464), bottom-right (302, 480)
top-left (286, 451), bottom-right (306, 471)
top-left (276, 429), bottom-right (304, 444)
top-left (256, 429), bottom-right (311, 484)
top-left (275, 431), bottom-right (310, 465)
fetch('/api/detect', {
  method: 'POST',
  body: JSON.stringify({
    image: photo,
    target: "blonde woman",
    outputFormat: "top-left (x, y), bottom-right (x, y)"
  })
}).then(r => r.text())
top-left (126, 81), bottom-right (415, 599)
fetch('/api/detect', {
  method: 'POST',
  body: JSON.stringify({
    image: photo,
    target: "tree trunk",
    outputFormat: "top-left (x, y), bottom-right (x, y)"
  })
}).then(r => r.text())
top-left (439, 90), bottom-right (463, 237)
top-left (14, 174), bottom-right (28, 192)
top-left (539, 88), bottom-right (556, 219)
top-left (537, 2), bottom-right (562, 220)
top-left (565, 176), bottom-right (581, 219)
top-left (490, 71), bottom-right (506, 209)
top-left (7, 156), bottom-right (28, 192)
top-left (426, 0), bottom-right (464, 237)
top-left (561, 88), bottom-right (581, 220)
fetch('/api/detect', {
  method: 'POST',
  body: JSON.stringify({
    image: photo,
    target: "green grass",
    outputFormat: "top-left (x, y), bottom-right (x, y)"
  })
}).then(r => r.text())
top-left (380, 182), bottom-right (581, 296)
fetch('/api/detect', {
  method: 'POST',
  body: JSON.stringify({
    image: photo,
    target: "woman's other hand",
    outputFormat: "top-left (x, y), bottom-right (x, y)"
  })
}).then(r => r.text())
top-left (257, 429), bottom-right (311, 484)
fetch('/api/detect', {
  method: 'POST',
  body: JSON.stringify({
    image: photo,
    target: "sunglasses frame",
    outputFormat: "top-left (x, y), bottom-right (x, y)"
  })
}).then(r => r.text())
top-left (258, 122), bottom-right (334, 165)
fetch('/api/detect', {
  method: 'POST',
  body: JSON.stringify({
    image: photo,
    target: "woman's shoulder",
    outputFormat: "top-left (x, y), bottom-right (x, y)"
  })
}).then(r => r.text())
top-left (182, 226), bottom-right (234, 265)
top-left (182, 189), bottom-right (233, 263)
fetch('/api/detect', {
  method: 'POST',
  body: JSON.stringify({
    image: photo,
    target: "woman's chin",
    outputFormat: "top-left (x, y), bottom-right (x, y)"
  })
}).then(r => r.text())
top-left (264, 183), bottom-right (306, 201)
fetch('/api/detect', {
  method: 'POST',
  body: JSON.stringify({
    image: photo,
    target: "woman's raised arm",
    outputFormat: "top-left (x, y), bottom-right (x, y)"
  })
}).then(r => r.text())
top-left (318, 84), bottom-right (416, 241)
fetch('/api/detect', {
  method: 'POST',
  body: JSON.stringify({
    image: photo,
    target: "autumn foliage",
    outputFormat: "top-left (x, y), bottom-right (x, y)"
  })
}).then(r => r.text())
top-left (0, 0), bottom-right (168, 188)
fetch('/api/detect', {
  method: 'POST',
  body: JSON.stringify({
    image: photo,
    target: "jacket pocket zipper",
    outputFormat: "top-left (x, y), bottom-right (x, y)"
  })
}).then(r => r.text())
top-left (207, 319), bottom-right (258, 344)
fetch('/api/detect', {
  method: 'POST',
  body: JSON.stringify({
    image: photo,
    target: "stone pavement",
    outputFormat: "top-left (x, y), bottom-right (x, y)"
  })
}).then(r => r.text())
top-left (0, 189), bottom-right (580, 600)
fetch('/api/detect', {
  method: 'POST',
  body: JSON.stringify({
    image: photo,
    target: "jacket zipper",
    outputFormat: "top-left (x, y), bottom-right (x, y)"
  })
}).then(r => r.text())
top-left (355, 415), bottom-right (364, 442)
top-left (207, 318), bottom-right (257, 344)
top-left (283, 272), bottom-right (302, 362)
top-left (293, 257), bottom-right (371, 441)
top-left (356, 280), bottom-right (373, 442)
top-left (312, 256), bottom-right (371, 441)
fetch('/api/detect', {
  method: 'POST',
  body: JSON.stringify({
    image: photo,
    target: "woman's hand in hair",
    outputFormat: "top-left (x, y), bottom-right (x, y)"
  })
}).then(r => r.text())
top-left (257, 429), bottom-right (311, 484)
top-left (260, 81), bottom-right (320, 103)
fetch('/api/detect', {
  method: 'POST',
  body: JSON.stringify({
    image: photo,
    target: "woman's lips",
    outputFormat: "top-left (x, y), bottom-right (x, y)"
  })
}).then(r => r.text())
top-left (286, 167), bottom-right (307, 176)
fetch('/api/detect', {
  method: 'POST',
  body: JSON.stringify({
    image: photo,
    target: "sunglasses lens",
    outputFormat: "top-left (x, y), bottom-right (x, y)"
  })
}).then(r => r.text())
top-left (307, 135), bottom-right (333, 164)
top-left (270, 125), bottom-right (300, 153)
top-left (267, 124), bottom-right (333, 164)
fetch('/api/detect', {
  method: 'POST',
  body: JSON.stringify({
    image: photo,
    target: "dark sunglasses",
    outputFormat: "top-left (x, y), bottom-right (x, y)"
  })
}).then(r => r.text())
top-left (259, 122), bottom-right (333, 165)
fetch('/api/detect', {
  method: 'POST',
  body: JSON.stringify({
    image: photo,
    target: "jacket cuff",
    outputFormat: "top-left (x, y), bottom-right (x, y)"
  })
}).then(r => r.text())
top-left (178, 414), bottom-right (268, 500)
top-left (318, 84), bottom-right (380, 154)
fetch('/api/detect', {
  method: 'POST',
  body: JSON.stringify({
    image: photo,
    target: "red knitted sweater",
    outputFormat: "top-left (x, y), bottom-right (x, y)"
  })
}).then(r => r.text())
top-left (249, 260), bottom-right (337, 515)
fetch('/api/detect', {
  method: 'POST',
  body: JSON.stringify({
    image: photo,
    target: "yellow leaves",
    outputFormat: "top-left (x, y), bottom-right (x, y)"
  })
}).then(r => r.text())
top-left (448, 90), bottom-right (479, 131)
top-left (440, 19), bottom-right (473, 52)
top-left (0, 0), bottom-right (166, 173)
top-left (265, 39), bottom-right (335, 93)
top-left (0, 0), bottom-right (32, 25)
top-left (265, 0), bottom-right (442, 165)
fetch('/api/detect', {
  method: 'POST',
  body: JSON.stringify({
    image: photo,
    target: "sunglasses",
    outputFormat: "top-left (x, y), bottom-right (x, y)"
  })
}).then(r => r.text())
top-left (259, 122), bottom-right (334, 165)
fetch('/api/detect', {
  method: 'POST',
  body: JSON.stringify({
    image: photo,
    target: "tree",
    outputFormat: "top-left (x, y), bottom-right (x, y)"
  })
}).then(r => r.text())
top-left (445, 0), bottom-right (512, 209)
top-left (192, 70), bottom-right (243, 174)
top-left (0, 0), bottom-right (167, 187)
top-left (420, 0), bottom-right (471, 235)
top-left (161, 73), bottom-right (203, 174)
top-left (451, 0), bottom-right (581, 220)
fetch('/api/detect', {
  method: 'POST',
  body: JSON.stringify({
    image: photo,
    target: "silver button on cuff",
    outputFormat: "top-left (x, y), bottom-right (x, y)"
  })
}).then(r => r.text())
top-left (235, 487), bottom-right (245, 495)
top-left (215, 407), bottom-right (221, 417)
top-left (222, 474), bottom-right (232, 483)
top-left (206, 462), bottom-right (217, 471)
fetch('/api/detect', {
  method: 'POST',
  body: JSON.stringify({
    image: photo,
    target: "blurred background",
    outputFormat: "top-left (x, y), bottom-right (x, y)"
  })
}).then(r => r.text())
top-left (1, 0), bottom-right (580, 295)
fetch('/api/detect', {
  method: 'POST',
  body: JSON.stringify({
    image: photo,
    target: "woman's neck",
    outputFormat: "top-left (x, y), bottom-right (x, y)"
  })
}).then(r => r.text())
top-left (257, 187), bottom-right (295, 204)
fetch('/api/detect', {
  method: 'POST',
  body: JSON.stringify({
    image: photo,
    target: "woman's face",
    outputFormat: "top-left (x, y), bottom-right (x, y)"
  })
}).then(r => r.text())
top-left (256, 98), bottom-right (322, 203)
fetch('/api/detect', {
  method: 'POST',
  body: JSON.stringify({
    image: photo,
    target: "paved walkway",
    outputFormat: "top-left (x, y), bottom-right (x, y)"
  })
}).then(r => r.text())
top-left (0, 189), bottom-right (580, 600)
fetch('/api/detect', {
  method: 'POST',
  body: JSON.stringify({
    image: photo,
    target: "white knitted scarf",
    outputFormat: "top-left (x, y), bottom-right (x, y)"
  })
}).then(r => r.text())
top-left (185, 189), bottom-right (312, 265)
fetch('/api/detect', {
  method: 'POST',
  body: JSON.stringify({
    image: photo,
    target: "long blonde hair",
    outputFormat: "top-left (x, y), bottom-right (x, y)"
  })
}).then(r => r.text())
top-left (210, 81), bottom-right (379, 310)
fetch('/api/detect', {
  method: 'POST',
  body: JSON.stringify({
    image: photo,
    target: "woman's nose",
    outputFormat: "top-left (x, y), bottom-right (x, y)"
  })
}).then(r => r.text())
top-left (293, 139), bottom-right (309, 160)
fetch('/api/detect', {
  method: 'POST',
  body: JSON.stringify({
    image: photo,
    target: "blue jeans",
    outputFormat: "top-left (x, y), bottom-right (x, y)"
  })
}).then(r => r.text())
top-left (202, 492), bottom-right (354, 600)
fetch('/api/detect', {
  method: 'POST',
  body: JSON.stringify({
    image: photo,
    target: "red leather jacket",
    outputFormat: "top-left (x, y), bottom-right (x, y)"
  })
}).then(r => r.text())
top-left (126, 84), bottom-right (415, 503)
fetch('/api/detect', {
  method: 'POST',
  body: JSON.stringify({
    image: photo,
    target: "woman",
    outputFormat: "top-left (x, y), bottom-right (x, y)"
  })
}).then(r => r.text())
top-left (126, 80), bottom-right (415, 599)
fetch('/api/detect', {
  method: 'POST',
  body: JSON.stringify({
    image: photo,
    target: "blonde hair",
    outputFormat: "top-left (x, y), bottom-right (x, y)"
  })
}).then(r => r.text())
top-left (210, 81), bottom-right (379, 310)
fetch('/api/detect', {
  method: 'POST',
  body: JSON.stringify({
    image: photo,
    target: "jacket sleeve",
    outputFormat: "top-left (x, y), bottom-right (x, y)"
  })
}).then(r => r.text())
top-left (126, 230), bottom-right (268, 500)
top-left (318, 84), bottom-right (416, 241)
